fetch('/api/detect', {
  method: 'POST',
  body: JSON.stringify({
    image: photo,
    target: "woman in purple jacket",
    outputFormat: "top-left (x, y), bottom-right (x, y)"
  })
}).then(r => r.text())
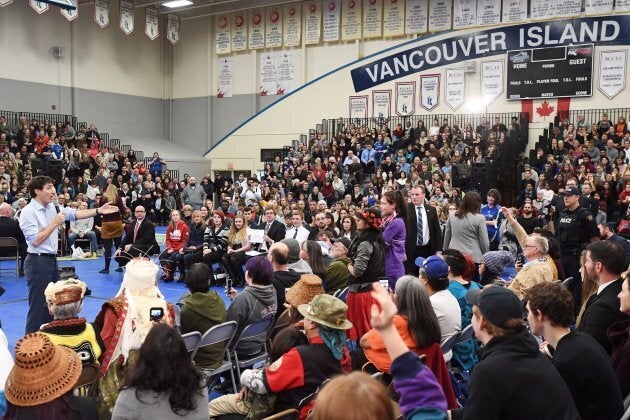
top-left (381, 190), bottom-right (408, 289)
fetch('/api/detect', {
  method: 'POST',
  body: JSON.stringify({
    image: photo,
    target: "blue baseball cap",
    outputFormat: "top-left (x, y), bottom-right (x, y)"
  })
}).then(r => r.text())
top-left (415, 255), bottom-right (449, 280)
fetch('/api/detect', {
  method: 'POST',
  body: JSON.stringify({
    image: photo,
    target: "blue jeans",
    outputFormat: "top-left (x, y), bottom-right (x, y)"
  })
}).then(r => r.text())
top-left (68, 231), bottom-right (98, 251)
top-left (24, 254), bottom-right (59, 333)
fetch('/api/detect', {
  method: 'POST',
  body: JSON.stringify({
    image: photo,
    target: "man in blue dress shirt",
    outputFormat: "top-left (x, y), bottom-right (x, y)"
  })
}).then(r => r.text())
top-left (20, 175), bottom-right (118, 333)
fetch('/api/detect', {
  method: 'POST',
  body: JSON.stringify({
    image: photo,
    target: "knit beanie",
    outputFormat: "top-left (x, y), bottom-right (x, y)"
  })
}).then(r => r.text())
top-left (481, 250), bottom-right (514, 276)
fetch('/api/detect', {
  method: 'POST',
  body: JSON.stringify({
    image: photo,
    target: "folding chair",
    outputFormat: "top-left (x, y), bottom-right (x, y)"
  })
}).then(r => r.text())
top-left (231, 316), bottom-right (275, 382)
top-left (268, 308), bottom-right (291, 344)
top-left (455, 325), bottom-right (474, 344)
top-left (441, 331), bottom-right (461, 354)
top-left (73, 363), bottom-right (100, 399)
top-left (181, 331), bottom-right (202, 356)
top-left (192, 321), bottom-right (239, 393)
top-left (0, 237), bottom-right (19, 279)
top-left (333, 286), bottom-right (349, 302)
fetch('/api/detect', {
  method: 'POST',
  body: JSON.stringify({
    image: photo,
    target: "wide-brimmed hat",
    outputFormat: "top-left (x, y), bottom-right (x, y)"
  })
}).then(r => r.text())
top-left (354, 207), bottom-right (382, 231)
top-left (297, 294), bottom-right (353, 330)
top-left (286, 274), bottom-right (325, 307)
top-left (5, 333), bottom-right (81, 407)
top-left (44, 279), bottom-right (87, 306)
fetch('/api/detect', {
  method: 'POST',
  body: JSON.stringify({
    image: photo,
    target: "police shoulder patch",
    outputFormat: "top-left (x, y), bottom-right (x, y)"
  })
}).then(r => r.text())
top-left (586, 215), bottom-right (593, 221)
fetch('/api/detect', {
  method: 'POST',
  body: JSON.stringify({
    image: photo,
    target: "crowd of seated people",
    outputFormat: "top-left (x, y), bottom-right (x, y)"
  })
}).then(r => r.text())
top-left (1, 110), bottom-right (630, 418)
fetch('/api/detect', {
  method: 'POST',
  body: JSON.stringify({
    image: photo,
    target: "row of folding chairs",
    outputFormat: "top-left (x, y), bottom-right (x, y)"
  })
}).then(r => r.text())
top-left (182, 316), bottom-right (275, 394)
top-left (440, 324), bottom-right (475, 355)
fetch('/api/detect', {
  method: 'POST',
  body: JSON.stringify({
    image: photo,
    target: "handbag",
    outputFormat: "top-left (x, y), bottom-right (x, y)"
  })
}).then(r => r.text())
top-left (59, 265), bottom-right (77, 280)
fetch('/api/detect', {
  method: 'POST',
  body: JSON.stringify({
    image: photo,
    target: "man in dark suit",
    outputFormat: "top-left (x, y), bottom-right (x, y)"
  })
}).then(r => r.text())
top-left (577, 241), bottom-right (630, 354)
top-left (114, 205), bottom-right (159, 270)
top-left (258, 206), bottom-right (286, 253)
top-left (405, 185), bottom-right (442, 275)
top-left (0, 202), bottom-right (26, 275)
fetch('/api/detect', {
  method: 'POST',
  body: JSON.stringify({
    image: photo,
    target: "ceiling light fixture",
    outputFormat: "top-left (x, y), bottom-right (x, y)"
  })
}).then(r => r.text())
top-left (162, 0), bottom-right (193, 8)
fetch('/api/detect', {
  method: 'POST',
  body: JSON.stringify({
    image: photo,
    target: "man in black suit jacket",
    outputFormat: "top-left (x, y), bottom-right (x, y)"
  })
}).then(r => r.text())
top-left (577, 241), bottom-right (630, 354)
top-left (0, 203), bottom-right (26, 275)
top-left (405, 185), bottom-right (442, 275)
top-left (257, 206), bottom-right (286, 253)
top-left (114, 205), bottom-right (159, 269)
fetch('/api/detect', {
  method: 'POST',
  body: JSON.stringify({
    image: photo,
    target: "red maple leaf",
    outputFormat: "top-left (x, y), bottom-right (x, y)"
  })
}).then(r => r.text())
top-left (260, 89), bottom-right (268, 96)
top-left (536, 100), bottom-right (555, 117)
top-left (277, 88), bottom-right (285, 94)
top-left (217, 91), bottom-right (224, 98)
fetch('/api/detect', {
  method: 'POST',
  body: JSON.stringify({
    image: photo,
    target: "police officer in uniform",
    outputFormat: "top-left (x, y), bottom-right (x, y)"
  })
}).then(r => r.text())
top-left (554, 186), bottom-right (599, 313)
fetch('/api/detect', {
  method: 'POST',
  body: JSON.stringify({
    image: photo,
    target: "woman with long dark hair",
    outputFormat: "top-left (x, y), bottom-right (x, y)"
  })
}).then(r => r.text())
top-left (112, 324), bottom-right (208, 419)
top-left (300, 240), bottom-right (327, 283)
top-left (99, 184), bottom-right (126, 274)
top-left (443, 191), bottom-right (489, 264)
top-left (380, 190), bottom-right (407, 289)
top-left (346, 207), bottom-right (385, 341)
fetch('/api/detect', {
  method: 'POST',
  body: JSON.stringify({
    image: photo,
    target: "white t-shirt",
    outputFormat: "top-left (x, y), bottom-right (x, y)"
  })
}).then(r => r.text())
top-left (430, 289), bottom-right (462, 362)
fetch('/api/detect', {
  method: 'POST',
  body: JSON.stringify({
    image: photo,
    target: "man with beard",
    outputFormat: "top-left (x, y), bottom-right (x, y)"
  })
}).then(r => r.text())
top-left (517, 202), bottom-right (543, 235)
top-left (598, 223), bottom-right (630, 266)
top-left (325, 237), bottom-right (351, 294)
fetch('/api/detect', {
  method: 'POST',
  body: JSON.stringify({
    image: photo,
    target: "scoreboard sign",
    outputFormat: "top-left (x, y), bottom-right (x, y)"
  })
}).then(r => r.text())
top-left (506, 44), bottom-right (593, 100)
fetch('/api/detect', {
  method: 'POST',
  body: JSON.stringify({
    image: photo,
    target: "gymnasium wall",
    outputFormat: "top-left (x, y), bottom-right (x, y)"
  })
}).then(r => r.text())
top-left (192, 15), bottom-right (630, 172)
top-left (0, 0), bottom-right (167, 139)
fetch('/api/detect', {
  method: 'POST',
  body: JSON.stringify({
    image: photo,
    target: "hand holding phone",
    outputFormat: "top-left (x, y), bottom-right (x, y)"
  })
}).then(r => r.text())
top-left (149, 307), bottom-right (164, 322)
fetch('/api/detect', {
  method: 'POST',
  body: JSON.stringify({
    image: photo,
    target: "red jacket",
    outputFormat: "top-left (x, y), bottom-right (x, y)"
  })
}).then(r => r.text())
top-left (165, 220), bottom-right (190, 251)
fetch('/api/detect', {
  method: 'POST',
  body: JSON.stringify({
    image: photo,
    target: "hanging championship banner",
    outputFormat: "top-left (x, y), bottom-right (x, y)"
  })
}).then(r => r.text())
top-left (120, 1), bottom-right (134, 34)
top-left (420, 74), bottom-right (440, 111)
top-left (217, 58), bottom-right (233, 98)
top-left (94, 0), bottom-right (109, 28)
top-left (249, 8), bottom-right (265, 49)
top-left (481, 60), bottom-right (504, 104)
top-left (266, 6), bottom-right (282, 48)
top-left (405, 0), bottom-right (428, 34)
top-left (342, 0), bottom-right (362, 41)
top-left (395, 82), bottom-right (415, 116)
top-left (145, 7), bottom-right (159, 40)
top-left (30, 0), bottom-right (49, 14)
top-left (598, 50), bottom-right (626, 99)
top-left (323, 0), bottom-right (341, 42)
top-left (530, 0), bottom-right (555, 21)
top-left (215, 14), bottom-right (231, 53)
top-left (372, 90), bottom-right (391, 121)
top-left (304, 1), bottom-right (322, 44)
top-left (231, 13), bottom-right (247, 51)
top-left (349, 96), bottom-right (369, 120)
top-left (167, 14), bottom-right (180, 45)
top-left (616, 0), bottom-right (630, 12)
top-left (363, 0), bottom-right (382, 38)
top-left (585, 0), bottom-right (613, 15)
top-left (260, 54), bottom-right (277, 96)
top-left (556, 0), bottom-right (581, 18)
top-left (383, 0), bottom-right (404, 37)
top-left (277, 52), bottom-right (295, 94)
top-left (61, 3), bottom-right (78, 21)
top-left (453, 0), bottom-right (476, 30)
top-left (445, 69), bottom-right (465, 111)
top-left (476, 0), bottom-right (500, 27)
top-left (283, 3), bottom-right (302, 47)
top-left (428, 0), bottom-right (452, 32)
top-left (502, 0), bottom-right (527, 23)
top-left (0, 0), bottom-right (13, 7)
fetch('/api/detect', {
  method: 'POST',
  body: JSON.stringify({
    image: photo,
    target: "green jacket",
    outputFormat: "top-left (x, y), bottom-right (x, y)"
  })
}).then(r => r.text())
top-left (180, 291), bottom-right (227, 369)
top-left (325, 256), bottom-right (351, 294)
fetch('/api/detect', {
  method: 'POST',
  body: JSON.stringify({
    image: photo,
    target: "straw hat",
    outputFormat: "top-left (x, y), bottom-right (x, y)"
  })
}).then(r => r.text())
top-left (5, 333), bottom-right (81, 407)
top-left (297, 294), bottom-right (353, 330)
top-left (285, 274), bottom-right (325, 307)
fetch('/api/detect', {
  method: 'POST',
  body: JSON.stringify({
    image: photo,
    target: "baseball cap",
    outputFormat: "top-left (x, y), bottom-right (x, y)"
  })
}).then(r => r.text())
top-left (465, 286), bottom-right (522, 328)
top-left (560, 186), bottom-right (581, 196)
top-left (332, 237), bottom-right (351, 249)
top-left (415, 255), bottom-right (448, 280)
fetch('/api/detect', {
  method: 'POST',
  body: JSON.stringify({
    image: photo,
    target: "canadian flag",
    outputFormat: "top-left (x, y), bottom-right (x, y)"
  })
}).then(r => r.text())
top-left (521, 98), bottom-right (570, 123)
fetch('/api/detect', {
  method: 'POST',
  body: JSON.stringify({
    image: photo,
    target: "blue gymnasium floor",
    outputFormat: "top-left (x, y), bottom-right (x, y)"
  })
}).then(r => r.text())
top-left (0, 226), bottom-right (236, 353)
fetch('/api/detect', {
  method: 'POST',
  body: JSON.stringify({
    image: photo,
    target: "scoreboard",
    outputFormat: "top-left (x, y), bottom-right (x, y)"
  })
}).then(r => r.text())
top-left (506, 44), bottom-right (593, 100)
